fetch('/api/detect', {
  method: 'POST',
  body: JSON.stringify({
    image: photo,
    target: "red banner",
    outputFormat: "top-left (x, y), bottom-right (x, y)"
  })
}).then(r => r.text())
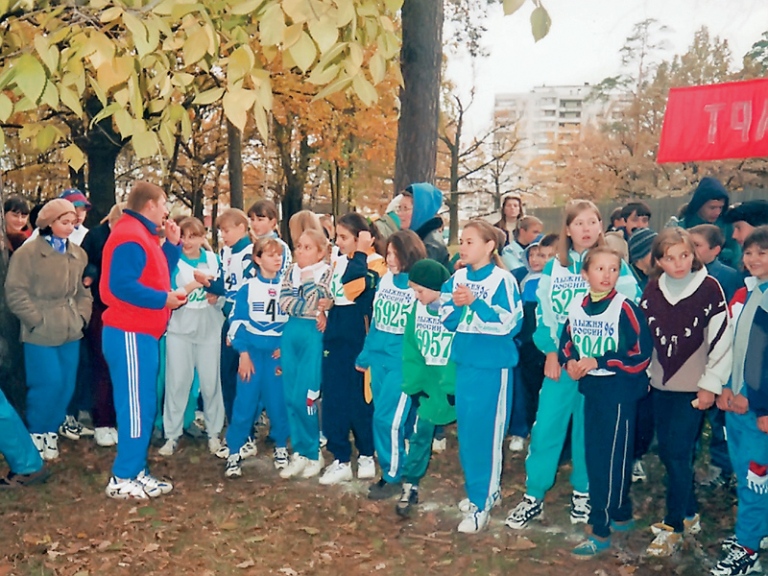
top-left (657, 79), bottom-right (768, 163)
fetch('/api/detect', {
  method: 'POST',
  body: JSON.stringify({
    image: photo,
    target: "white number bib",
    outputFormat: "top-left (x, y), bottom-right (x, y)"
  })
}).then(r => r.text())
top-left (550, 260), bottom-right (589, 325)
top-left (372, 272), bottom-right (414, 334)
top-left (414, 302), bottom-right (453, 366)
top-left (569, 294), bottom-right (624, 375)
top-left (175, 251), bottom-right (218, 310)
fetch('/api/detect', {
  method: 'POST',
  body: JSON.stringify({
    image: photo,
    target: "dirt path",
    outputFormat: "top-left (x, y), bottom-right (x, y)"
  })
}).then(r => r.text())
top-left (0, 428), bottom-right (736, 575)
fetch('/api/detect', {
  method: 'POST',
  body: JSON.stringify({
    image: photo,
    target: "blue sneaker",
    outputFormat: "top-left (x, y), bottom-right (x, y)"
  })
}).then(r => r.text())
top-left (572, 535), bottom-right (610, 557)
top-left (610, 518), bottom-right (636, 532)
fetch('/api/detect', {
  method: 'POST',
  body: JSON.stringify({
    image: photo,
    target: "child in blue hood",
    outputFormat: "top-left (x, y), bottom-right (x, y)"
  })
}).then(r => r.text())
top-left (400, 183), bottom-right (451, 271)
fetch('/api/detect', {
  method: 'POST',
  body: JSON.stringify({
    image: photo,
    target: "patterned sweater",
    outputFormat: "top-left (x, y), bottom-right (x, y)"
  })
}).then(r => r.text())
top-left (640, 267), bottom-right (732, 394)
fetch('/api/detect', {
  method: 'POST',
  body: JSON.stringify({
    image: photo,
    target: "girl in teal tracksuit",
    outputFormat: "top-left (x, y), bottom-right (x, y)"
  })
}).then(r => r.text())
top-left (278, 229), bottom-right (333, 480)
top-left (440, 220), bottom-right (523, 534)
top-left (506, 200), bottom-right (641, 531)
top-left (356, 230), bottom-right (427, 499)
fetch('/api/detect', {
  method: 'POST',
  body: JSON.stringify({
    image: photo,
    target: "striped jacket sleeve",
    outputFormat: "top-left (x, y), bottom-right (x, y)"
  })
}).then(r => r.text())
top-left (697, 279), bottom-right (733, 395)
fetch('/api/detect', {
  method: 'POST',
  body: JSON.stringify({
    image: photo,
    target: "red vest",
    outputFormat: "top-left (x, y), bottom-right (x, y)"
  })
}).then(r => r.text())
top-left (101, 213), bottom-right (171, 338)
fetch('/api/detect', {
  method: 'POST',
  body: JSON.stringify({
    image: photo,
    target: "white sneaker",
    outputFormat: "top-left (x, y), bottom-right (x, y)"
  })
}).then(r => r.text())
top-left (632, 460), bottom-right (647, 483)
top-left (215, 441), bottom-right (230, 459)
top-left (280, 453), bottom-right (309, 479)
top-left (136, 470), bottom-right (173, 497)
top-left (357, 455), bottom-right (376, 479)
top-left (94, 427), bottom-right (117, 447)
top-left (319, 460), bottom-right (353, 485)
top-left (274, 447), bottom-right (289, 470)
top-left (570, 491), bottom-right (590, 524)
top-left (457, 504), bottom-right (490, 533)
top-left (225, 454), bottom-right (242, 479)
top-left (432, 438), bottom-right (447, 453)
top-left (43, 433), bottom-right (59, 460)
top-left (58, 415), bottom-right (81, 440)
top-left (240, 437), bottom-right (257, 459)
top-left (319, 432), bottom-right (328, 448)
top-left (301, 454), bottom-right (325, 479)
top-left (459, 490), bottom-right (501, 513)
top-left (508, 436), bottom-right (526, 452)
top-left (158, 438), bottom-right (178, 457)
top-left (105, 476), bottom-right (149, 500)
top-left (207, 436), bottom-right (222, 455)
top-left (110, 428), bottom-right (119, 445)
top-left (30, 433), bottom-right (45, 458)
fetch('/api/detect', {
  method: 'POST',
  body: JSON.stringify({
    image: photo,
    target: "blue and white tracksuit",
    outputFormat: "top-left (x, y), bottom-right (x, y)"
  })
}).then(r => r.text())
top-left (225, 272), bottom-right (289, 454)
top-left (279, 261), bottom-right (332, 461)
top-left (726, 279), bottom-right (768, 552)
top-left (205, 236), bottom-right (253, 421)
top-left (440, 262), bottom-right (523, 510)
top-left (525, 250), bottom-right (640, 500)
top-left (356, 271), bottom-right (415, 484)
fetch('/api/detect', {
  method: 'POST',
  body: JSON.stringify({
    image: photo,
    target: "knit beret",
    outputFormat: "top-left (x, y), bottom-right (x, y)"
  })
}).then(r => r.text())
top-left (408, 259), bottom-right (450, 292)
top-left (628, 227), bottom-right (657, 264)
top-left (723, 199), bottom-right (768, 227)
top-left (36, 199), bottom-right (77, 229)
top-left (59, 188), bottom-right (91, 209)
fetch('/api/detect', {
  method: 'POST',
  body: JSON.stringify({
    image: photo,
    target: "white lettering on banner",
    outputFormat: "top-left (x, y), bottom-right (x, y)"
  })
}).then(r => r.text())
top-left (704, 100), bottom-right (768, 144)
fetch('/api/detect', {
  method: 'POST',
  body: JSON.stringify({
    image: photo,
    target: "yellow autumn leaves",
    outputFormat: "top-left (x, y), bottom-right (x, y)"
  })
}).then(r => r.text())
top-left (0, 0), bottom-right (404, 166)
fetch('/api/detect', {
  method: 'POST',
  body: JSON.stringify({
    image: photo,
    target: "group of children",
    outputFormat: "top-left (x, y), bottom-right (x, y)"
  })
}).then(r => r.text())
top-left (3, 182), bottom-right (768, 576)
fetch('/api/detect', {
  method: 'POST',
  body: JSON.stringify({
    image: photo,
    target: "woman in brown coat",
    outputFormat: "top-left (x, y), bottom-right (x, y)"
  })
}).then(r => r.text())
top-left (5, 199), bottom-right (92, 461)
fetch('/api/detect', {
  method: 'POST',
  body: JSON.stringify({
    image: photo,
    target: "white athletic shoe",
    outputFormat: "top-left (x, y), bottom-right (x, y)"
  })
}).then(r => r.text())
top-left (457, 504), bottom-right (490, 534)
top-left (105, 476), bottom-right (149, 500)
top-left (319, 460), bottom-right (353, 485)
top-left (215, 441), bottom-right (230, 459)
top-left (94, 427), bottom-right (117, 447)
top-left (136, 470), bottom-right (173, 497)
top-left (301, 454), bottom-right (325, 479)
top-left (30, 433), bottom-right (45, 458)
top-left (207, 436), bottom-right (222, 455)
top-left (432, 438), bottom-right (447, 453)
top-left (508, 436), bottom-right (526, 452)
top-left (274, 447), bottom-right (289, 470)
top-left (225, 454), bottom-right (242, 479)
top-left (357, 455), bottom-right (376, 479)
top-left (240, 437), bottom-right (258, 459)
top-left (43, 433), bottom-right (59, 460)
top-left (158, 438), bottom-right (178, 457)
top-left (110, 428), bottom-right (119, 445)
top-left (459, 490), bottom-right (501, 513)
top-left (280, 453), bottom-right (309, 479)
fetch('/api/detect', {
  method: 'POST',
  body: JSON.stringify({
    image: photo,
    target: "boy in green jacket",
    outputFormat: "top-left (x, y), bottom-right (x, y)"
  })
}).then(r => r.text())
top-left (397, 259), bottom-right (457, 517)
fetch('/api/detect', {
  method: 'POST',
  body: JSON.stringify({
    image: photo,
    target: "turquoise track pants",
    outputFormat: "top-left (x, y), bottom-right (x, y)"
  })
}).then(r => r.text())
top-left (281, 318), bottom-right (322, 460)
top-left (524, 372), bottom-right (588, 500)
top-left (370, 362), bottom-right (411, 483)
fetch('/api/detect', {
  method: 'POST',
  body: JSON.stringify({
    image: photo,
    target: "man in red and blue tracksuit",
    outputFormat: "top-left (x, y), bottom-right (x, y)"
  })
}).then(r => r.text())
top-left (100, 181), bottom-right (185, 500)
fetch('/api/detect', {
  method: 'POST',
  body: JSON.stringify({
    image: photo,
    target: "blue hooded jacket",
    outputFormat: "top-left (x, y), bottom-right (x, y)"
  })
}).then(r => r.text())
top-left (406, 183), bottom-right (443, 232)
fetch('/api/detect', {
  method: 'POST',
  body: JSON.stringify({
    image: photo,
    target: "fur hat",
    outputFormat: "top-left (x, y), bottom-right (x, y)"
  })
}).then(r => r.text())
top-left (628, 227), bottom-right (657, 264)
top-left (36, 199), bottom-right (77, 229)
top-left (408, 259), bottom-right (450, 292)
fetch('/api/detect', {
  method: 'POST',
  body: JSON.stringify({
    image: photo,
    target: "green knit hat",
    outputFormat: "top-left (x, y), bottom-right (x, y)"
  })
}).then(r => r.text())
top-left (408, 259), bottom-right (450, 292)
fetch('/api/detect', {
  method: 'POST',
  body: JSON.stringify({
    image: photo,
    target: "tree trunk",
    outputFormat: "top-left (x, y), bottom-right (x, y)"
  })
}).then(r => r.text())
top-left (393, 0), bottom-right (443, 193)
top-left (273, 119), bottom-right (313, 247)
top-left (80, 98), bottom-right (125, 226)
top-left (227, 120), bottom-right (244, 210)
